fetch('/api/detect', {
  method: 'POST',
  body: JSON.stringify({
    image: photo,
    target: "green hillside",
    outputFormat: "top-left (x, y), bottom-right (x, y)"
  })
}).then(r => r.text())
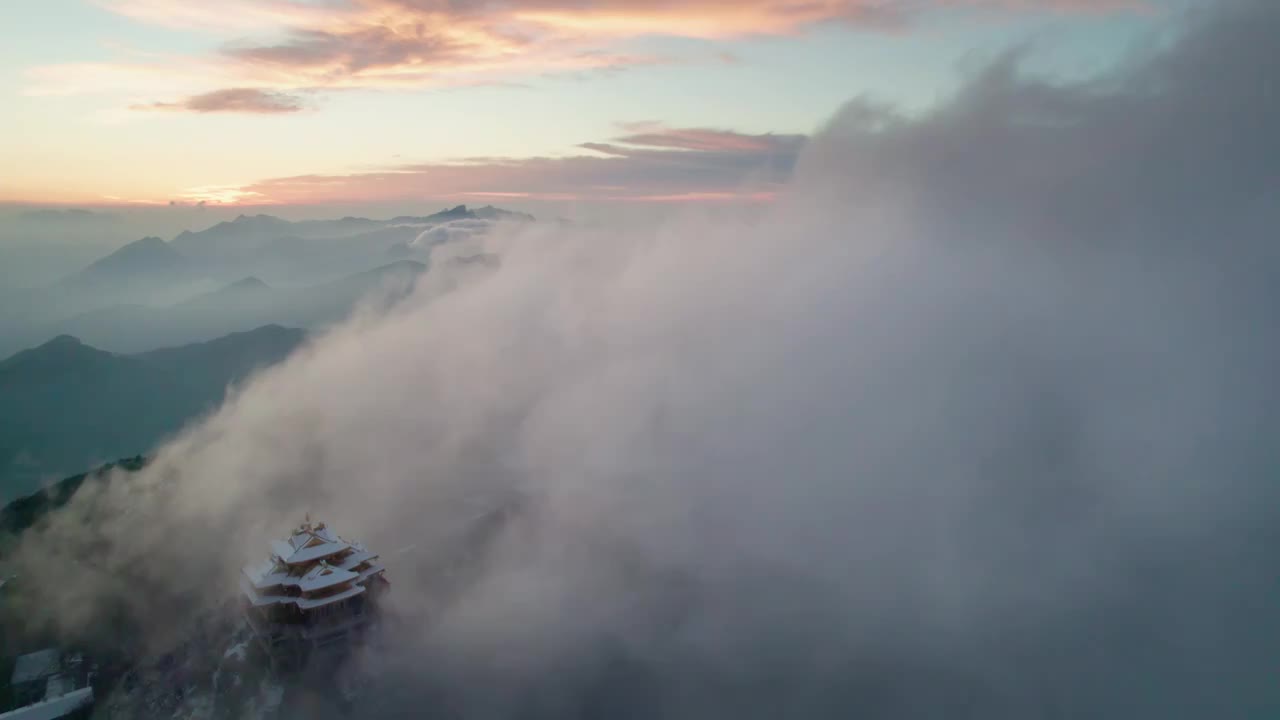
top-left (0, 326), bottom-right (304, 499)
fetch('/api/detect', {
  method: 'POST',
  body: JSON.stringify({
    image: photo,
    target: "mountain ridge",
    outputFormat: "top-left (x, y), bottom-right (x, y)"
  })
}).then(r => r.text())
top-left (0, 325), bottom-right (306, 499)
top-left (62, 235), bottom-right (194, 288)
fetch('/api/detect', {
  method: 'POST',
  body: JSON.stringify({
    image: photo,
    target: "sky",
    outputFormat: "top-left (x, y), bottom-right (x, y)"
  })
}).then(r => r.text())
top-left (1, 0), bottom-right (1171, 208)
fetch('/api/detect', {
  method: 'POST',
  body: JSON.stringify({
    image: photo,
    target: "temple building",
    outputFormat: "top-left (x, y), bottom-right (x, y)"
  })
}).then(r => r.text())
top-left (240, 519), bottom-right (389, 673)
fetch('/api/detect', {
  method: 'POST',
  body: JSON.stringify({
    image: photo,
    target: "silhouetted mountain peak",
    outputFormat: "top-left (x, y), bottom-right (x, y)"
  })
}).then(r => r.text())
top-left (179, 214), bottom-right (289, 241)
top-left (247, 323), bottom-right (289, 335)
top-left (225, 276), bottom-right (271, 292)
top-left (368, 259), bottom-right (427, 276)
top-left (42, 334), bottom-right (83, 349)
top-left (145, 323), bottom-right (300, 352)
top-left (0, 327), bottom-right (306, 496)
top-left (169, 215), bottom-right (295, 264)
top-left (473, 205), bottom-right (536, 222)
top-left (213, 324), bottom-right (302, 347)
top-left (105, 236), bottom-right (174, 260)
top-left (71, 236), bottom-right (189, 286)
top-left (0, 333), bottom-right (113, 377)
top-left (136, 325), bottom-right (306, 374)
top-left (177, 276), bottom-right (273, 308)
top-left (427, 205), bottom-right (472, 221)
top-left (233, 213), bottom-right (284, 225)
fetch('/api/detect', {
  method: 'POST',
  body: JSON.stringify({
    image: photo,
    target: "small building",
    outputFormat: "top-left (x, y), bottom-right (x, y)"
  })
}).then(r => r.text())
top-left (9, 650), bottom-right (59, 707)
top-left (240, 519), bottom-right (389, 673)
top-left (1, 649), bottom-right (93, 720)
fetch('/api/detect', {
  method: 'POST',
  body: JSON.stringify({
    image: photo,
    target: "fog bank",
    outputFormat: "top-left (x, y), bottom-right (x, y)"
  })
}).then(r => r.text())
top-left (12, 1), bottom-right (1280, 717)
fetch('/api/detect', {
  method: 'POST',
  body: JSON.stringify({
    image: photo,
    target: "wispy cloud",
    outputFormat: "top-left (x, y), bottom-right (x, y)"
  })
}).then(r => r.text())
top-left (89, 0), bottom-right (343, 31)
top-left (132, 87), bottom-right (307, 113)
top-left (31, 0), bottom-right (1138, 112)
top-left (181, 124), bottom-right (805, 204)
top-left (593, 123), bottom-right (799, 153)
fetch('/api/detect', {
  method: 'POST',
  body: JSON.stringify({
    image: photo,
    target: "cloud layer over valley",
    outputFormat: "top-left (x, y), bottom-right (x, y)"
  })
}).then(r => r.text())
top-left (10, 2), bottom-right (1279, 717)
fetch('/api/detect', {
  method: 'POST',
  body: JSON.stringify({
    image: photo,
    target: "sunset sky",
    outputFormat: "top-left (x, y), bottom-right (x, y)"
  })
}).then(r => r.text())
top-left (2, 0), bottom-right (1164, 207)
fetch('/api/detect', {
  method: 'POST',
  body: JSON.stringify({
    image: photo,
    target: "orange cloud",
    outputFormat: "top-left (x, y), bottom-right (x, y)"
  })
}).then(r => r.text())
top-left (91, 0), bottom-right (344, 31)
top-left (31, 0), bottom-right (1136, 111)
top-left (503, 0), bottom-right (908, 38)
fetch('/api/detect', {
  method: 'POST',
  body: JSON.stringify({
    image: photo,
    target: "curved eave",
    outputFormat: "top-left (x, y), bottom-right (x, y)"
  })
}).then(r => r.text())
top-left (244, 550), bottom-right (382, 590)
top-left (240, 575), bottom-right (368, 610)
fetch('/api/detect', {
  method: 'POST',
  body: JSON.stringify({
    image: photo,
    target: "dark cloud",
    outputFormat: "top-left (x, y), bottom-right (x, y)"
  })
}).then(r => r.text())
top-left (134, 87), bottom-right (308, 114)
top-left (11, 1), bottom-right (1280, 718)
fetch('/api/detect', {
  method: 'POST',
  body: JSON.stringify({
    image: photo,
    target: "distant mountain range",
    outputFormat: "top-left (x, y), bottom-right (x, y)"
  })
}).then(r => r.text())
top-left (59, 235), bottom-right (210, 303)
top-left (0, 325), bottom-right (306, 499)
top-left (35, 259), bottom-right (424, 354)
top-left (72, 235), bottom-right (188, 283)
top-left (170, 204), bottom-right (531, 273)
top-left (0, 204), bottom-right (526, 355)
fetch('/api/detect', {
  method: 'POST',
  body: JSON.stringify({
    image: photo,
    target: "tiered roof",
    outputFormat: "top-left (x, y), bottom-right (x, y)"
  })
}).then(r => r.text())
top-left (241, 520), bottom-right (385, 611)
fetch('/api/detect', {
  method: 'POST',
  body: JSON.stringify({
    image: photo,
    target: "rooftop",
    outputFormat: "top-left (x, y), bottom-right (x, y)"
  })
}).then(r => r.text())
top-left (298, 562), bottom-right (358, 593)
top-left (240, 576), bottom-right (367, 610)
top-left (269, 521), bottom-right (354, 566)
top-left (244, 547), bottom-right (379, 589)
top-left (241, 518), bottom-right (387, 611)
top-left (0, 687), bottom-right (93, 720)
top-left (10, 650), bottom-right (59, 686)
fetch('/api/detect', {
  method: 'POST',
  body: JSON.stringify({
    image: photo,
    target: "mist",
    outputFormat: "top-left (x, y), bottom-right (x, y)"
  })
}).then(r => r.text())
top-left (10, 1), bottom-right (1280, 717)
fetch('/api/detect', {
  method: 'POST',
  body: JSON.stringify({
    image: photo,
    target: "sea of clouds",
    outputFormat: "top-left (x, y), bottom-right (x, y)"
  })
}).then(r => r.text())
top-left (11, 1), bottom-right (1280, 717)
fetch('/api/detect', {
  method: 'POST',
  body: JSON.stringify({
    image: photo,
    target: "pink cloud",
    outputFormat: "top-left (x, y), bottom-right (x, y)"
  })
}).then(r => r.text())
top-left (132, 87), bottom-right (307, 113)
top-left (30, 0), bottom-right (1139, 111)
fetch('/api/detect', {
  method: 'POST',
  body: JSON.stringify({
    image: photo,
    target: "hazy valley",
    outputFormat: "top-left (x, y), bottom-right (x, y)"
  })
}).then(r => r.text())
top-left (0, 205), bottom-right (527, 500)
top-left (0, 205), bottom-right (528, 355)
